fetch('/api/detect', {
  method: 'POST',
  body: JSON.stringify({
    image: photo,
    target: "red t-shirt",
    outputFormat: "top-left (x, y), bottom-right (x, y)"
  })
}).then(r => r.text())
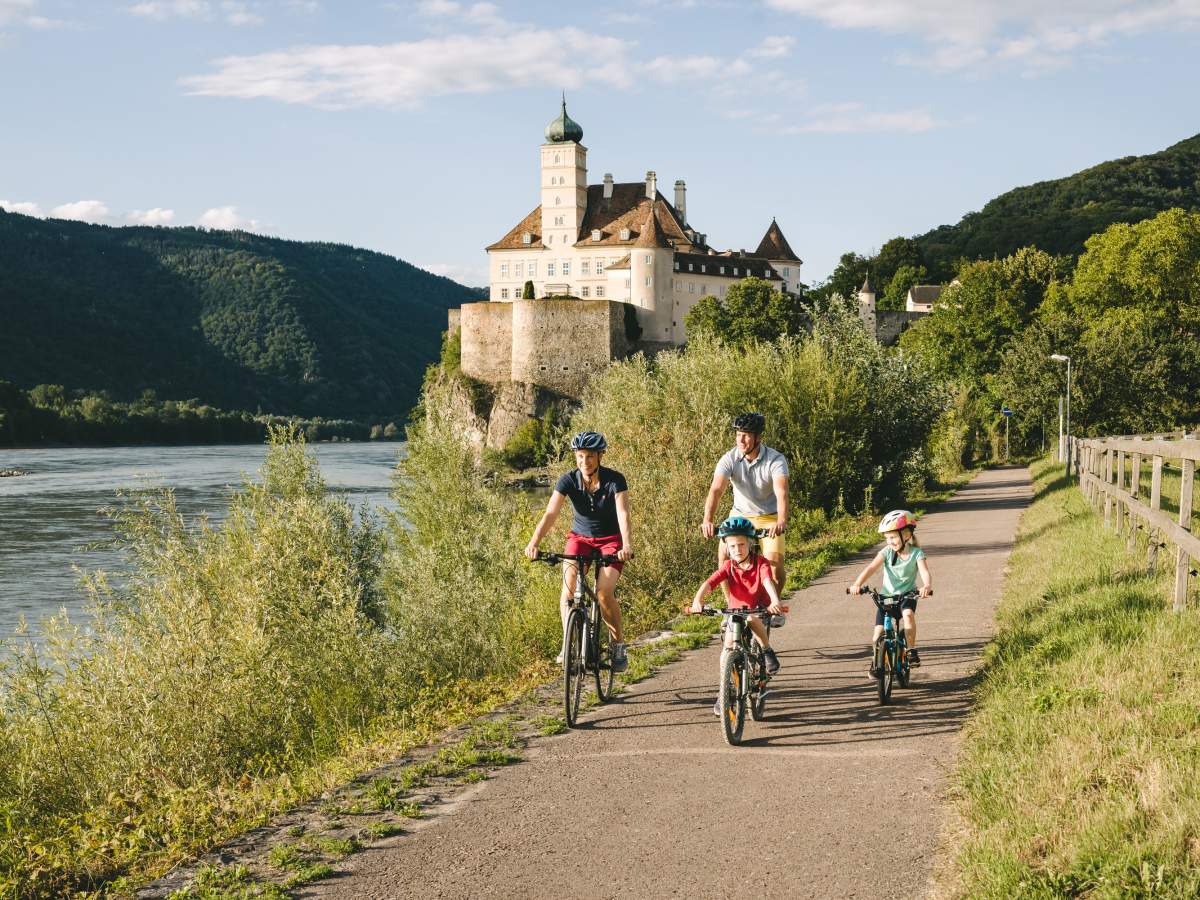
top-left (704, 554), bottom-right (775, 609)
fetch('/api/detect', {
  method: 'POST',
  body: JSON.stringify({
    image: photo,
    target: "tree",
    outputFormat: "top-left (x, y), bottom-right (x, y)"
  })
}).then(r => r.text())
top-left (683, 277), bottom-right (807, 346)
top-left (881, 263), bottom-right (928, 311)
top-left (811, 252), bottom-right (869, 303)
top-left (521, 280), bottom-right (535, 299)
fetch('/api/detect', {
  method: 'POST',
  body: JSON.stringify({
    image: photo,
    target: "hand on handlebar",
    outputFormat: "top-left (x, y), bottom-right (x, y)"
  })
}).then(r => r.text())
top-left (846, 585), bottom-right (862, 595)
top-left (524, 542), bottom-right (539, 561)
top-left (919, 586), bottom-right (933, 598)
top-left (767, 600), bottom-right (784, 615)
top-left (617, 546), bottom-right (634, 562)
top-left (689, 598), bottom-right (704, 615)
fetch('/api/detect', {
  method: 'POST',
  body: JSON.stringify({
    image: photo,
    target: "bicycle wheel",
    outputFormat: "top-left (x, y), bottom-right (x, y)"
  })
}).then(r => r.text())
top-left (748, 644), bottom-right (767, 721)
top-left (593, 609), bottom-right (615, 702)
top-left (878, 640), bottom-right (895, 704)
top-left (897, 635), bottom-right (911, 688)
top-left (563, 609), bottom-right (586, 727)
top-left (719, 649), bottom-right (747, 745)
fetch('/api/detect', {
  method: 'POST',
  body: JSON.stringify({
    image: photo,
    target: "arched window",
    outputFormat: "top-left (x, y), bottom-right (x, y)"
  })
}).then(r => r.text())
top-left (554, 153), bottom-right (560, 164)
top-left (556, 196), bottom-right (561, 205)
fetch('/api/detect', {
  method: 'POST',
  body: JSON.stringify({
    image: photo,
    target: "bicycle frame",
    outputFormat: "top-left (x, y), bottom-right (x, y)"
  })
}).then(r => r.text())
top-left (854, 586), bottom-right (915, 704)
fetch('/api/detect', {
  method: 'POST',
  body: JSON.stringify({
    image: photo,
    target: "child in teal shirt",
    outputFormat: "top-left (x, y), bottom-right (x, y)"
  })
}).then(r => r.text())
top-left (848, 510), bottom-right (932, 675)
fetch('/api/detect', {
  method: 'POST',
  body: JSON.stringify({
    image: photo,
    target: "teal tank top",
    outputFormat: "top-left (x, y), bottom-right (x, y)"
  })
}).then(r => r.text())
top-left (882, 546), bottom-right (925, 595)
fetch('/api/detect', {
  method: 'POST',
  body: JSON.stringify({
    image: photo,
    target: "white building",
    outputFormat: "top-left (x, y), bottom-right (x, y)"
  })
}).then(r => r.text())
top-left (485, 100), bottom-right (803, 346)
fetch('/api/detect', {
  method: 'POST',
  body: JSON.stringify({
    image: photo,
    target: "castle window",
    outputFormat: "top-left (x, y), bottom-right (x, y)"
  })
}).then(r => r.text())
top-left (596, 259), bottom-right (605, 274)
top-left (720, 266), bottom-right (726, 274)
top-left (700, 265), bottom-right (706, 273)
top-left (674, 261), bottom-right (680, 271)
top-left (625, 278), bottom-right (631, 289)
top-left (522, 232), bottom-right (532, 244)
top-left (515, 262), bottom-right (523, 277)
top-left (733, 267), bottom-right (739, 275)
top-left (556, 196), bottom-right (561, 205)
top-left (554, 153), bottom-right (560, 163)
top-left (699, 284), bottom-right (705, 294)
top-left (592, 229), bottom-right (601, 241)
top-left (689, 283), bottom-right (695, 293)
top-left (501, 288), bottom-right (509, 299)
top-left (688, 263), bottom-right (694, 271)
top-left (581, 286), bottom-right (590, 297)
top-left (783, 267), bottom-right (790, 277)
top-left (644, 254), bottom-right (651, 265)
top-left (620, 228), bottom-right (631, 240)
top-left (674, 280), bottom-right (681, 292)
top-left (547, 262), bottom-right (556, 276)
top-left (645, 276), bottom-right (651, 286)
top-left (548, 234), bottom-right (553, 244)
top-left (581, 261), bottom-right (590, 275)
top-left (529, 262), bottom-right (537, 276)
top-left (596, 286), bottom-right (605, 297)
top-left (562, 261), bottom-right (570, 275)
top-left (500, 263), bottom-right (508, 277)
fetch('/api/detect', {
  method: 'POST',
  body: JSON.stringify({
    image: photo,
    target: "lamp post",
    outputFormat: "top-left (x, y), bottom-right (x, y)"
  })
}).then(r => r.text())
top-left (1050, 353), bottom-right (1071, 474)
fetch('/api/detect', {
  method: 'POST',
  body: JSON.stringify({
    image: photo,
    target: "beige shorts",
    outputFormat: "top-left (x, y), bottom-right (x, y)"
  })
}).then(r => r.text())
top-left (746, 513), bottom-right (785, 559)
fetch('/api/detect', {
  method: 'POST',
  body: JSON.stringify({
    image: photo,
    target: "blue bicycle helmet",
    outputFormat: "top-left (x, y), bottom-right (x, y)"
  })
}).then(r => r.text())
top-left (569, 431), bottom-right (607, 451)
top-left (717, 515), bottom-right (757, 539)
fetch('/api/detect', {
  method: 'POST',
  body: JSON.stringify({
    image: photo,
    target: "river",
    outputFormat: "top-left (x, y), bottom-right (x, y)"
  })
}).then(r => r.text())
top-left (0, 442), bottom-right (403, 643)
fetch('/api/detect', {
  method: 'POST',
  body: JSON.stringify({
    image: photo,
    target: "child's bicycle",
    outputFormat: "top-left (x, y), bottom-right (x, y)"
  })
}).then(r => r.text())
top-left (848, 586), bottom-right (919, 704)
top-left (686, 604), bottom-right (788, 746)
top-left (536, 551), bottom-right (620, 727)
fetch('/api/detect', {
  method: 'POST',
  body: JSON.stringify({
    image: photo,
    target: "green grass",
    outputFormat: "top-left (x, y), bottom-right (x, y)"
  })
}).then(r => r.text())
top-left (167, 865), bottom-right (288, 900)
top-left (943, 456), bottom-right (1200, 898)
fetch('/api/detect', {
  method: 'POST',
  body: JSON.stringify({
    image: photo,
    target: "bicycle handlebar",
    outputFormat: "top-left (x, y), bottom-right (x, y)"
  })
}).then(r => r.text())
top-left (535, 551), bottom-right (622, 566)
top-left (846, 585), bottom-right (927, 611)
top-left (683, 604), bottom-right (789, 617)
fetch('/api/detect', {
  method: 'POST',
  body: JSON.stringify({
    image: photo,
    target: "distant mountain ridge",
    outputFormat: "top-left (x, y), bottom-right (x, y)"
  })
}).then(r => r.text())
top-left (0, 211), bottom-right (481, 418)
top-left (916, 133), bottom-right (1200, 275)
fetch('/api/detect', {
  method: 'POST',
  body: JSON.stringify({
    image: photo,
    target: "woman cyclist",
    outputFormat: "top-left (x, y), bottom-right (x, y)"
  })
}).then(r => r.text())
top-left (525, 431), bottom-right (633, 672)
top-left (847, 510), bottom-right (932, 676)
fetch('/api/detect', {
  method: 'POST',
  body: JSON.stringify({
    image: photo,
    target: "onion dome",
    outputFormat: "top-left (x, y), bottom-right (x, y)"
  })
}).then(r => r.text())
top-left (545, 97), bottom-right (583, 143)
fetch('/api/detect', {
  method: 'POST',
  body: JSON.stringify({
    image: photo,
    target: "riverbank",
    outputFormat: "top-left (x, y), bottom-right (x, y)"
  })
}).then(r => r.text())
top-left (934, 457), bottom-right (1200, 897)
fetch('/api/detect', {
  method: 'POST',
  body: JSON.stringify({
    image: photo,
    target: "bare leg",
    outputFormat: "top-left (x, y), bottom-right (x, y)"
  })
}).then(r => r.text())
top-left (559, 562), bottom-right (579, 630)
top-left (902, 610), bottom-right (917, 649)
top-left (748, 616), bottom-right (772, 650)
top-left (596, 565), bottom-right (623, 643)
top-left (763, 549), bottom-right (785, 590)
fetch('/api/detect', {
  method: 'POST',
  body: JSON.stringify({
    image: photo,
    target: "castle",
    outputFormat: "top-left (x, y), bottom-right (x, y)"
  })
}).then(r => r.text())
top-left (449, 100), bottom-right (804, 399)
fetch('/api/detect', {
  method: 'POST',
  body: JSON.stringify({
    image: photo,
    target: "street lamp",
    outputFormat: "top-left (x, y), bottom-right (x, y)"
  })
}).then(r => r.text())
top-left (1050, 353), bottom-right (1071, 472)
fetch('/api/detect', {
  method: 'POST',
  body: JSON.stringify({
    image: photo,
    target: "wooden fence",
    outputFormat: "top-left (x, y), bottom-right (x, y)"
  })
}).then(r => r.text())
top-left (1075, 433), bottom-right (1199, 610)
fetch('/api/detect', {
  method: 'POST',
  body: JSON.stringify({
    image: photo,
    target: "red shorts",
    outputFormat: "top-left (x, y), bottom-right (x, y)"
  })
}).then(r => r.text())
top-left (564, 532), bottom-right (624, 573)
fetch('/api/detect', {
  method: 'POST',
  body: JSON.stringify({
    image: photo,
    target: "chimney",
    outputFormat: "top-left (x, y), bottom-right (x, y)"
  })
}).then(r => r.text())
top-left (603, 173), bottom-right (614, 200)
top-left (674, 179), bottom-right (686, 225)
top-left (645, 170), bottom-right (656, 200)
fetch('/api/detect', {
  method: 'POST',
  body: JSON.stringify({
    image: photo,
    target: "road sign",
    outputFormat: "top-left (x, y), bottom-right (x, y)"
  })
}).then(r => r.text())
top-left (1001, 407), bottom-right (1014, 417)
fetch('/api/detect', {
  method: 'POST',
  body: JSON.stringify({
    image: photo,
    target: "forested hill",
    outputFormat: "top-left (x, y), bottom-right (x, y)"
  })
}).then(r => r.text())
top-left (0, 210), bottom-right (481, 418)
top-left (916, 133), bottom-right (1200, 275)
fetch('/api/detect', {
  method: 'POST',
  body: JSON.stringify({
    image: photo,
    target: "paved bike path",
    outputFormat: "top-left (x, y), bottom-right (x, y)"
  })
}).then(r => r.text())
top-left (307, 466), bottom-right (1031, 899)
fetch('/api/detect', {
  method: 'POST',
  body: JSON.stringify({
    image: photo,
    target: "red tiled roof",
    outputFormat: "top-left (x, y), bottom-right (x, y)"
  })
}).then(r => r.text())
top-left (575, 183), bottom-right (695, 249)
top-left (485, 206), bottom-right (544, 251)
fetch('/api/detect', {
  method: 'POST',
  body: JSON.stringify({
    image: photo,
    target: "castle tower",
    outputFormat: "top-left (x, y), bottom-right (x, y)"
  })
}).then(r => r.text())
top-left (754, 218), bottom-right (802, 293)
top-left (630, 203), bottom-right (675, 343)
top-left (540, 98), bottom-right (588, 251)
top-left (857, 274), bottom-right (877, 335)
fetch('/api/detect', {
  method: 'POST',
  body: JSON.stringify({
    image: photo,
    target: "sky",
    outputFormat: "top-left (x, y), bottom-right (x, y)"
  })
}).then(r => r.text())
top-left (1, 0), bottom-right (1198, 287)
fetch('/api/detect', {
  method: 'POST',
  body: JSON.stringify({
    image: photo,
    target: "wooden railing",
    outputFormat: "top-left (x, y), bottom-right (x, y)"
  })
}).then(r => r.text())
top-left (1076, 433), bottom-right (1199, 610)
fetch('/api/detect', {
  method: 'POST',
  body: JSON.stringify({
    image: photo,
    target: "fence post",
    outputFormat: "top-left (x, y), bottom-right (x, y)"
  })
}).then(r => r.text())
top-left (1104, 447), bottom-right (1113, 527)
top-left (1129, 447), bottom-right (1143, 552)
top-left (1115, 449), bottom-right (1126, 536)
top-left (1173, 452), bottom-right (1195, 612)
top-left (1149, 454), bottom-right (1163, 574)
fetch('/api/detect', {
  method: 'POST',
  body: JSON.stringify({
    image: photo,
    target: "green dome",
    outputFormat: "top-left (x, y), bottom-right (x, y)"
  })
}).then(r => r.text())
top-left (545, 98), bottom-right (583, 143)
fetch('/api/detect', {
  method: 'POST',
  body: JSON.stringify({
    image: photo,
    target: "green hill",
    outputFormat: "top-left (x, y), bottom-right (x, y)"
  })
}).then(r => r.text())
top-left (0, 210), bottom-right (480, 419)
top-left (916, 133), bottom-right (1200, 276)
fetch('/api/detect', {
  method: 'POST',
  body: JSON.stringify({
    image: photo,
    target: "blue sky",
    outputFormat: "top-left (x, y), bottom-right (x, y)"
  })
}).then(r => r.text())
top-left (1, 0), bottom-right (1198, 287)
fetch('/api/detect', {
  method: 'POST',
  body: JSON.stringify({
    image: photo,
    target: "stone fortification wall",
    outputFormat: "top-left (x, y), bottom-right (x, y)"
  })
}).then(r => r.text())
top-left (447, 308), bottom-right (461, 334)
top-left (876, 310), bottom-right (925, 345)
top-left (460, 301), bottom-right (512, 383)
top-left (511, 299), bottom-right (627, 397)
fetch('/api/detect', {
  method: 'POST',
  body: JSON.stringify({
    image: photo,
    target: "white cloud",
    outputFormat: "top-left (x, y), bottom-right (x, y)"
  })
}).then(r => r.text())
top-left (747, 35), bottom-right (796, 58)
top-left (197, 205), bottom-right (263, 230)
top-left (129, 0), bottom-right (264, 25)
top-left (0, 0), bottom-right (34, 24)
top-left (784, 102), bottom-right (942, 134)
top-left (421, 261), bottom-right (488, 287)
top-left (643, 54), bottom-right (725, 83)
top-left (182, 28), bottom-right (637, 109)
top-left (128, 207), bottom-right (176, 224)
top-left (0, 199), bottom-right (43, 216)
top-left (764, 0), bottom-right (1200, 71)
top-left (50, 200), bottom-right (111, 222)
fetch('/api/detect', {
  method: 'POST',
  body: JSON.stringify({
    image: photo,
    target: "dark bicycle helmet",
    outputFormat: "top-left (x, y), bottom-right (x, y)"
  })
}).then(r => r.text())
top-left (717, 515), bottom-right (757, 539)
top-left (569, 431), bottom-right (607, 451)
top-left (731, 412), bottom-right (765, 434)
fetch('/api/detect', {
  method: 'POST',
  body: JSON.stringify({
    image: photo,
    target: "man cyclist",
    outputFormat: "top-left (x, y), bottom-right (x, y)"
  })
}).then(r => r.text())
top-left (701, 412), bottom-right (789, 589)
top-left (525, 431), bottom-right (633, 673)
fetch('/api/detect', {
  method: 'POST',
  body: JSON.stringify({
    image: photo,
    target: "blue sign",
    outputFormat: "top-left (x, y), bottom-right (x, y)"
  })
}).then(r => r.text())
top-left (1001, 407), bottom-right (1014, 417)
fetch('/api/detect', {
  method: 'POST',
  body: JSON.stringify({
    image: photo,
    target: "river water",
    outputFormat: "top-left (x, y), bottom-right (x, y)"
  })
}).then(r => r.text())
top-left (0, 443), bottom-right (403, 643)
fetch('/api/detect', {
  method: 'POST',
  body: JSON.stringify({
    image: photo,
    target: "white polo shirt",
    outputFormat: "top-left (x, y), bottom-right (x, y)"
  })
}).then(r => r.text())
top-left (715, 444), bottom-right (789, 517)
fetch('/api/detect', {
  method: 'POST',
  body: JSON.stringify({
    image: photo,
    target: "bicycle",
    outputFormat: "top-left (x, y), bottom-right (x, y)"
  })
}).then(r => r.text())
top-left (847, 586), bottom-right (918, 704)
top-left (686, 604), bottom-right (788, 746)
top-left (535, 550), bottom-right (620, 727)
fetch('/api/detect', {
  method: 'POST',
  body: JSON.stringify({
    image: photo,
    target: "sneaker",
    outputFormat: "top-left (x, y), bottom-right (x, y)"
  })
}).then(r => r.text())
top-left (908, 648), bottom-right (921, 668)
top-left (868, 665), bottom-right (882, 680)
top-left (713, 698), bottom-right (722, 716)
top-left (555, 650), bottom-right (564, 666)
top-left (611, 642), bottom-right (628, 673)
top-left (763, 648), bottom-right (781, 675)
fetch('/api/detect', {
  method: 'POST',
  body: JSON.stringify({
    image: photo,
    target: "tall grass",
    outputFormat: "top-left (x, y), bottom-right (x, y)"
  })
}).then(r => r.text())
top-left (0, 428), bottom-right (398, 896)
top-left (941, 457), bottom-right (1200, 897)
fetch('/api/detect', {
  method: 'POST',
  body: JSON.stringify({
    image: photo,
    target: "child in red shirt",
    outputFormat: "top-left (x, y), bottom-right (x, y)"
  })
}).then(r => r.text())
top-left (690, 516), bottom-right (784, 675)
